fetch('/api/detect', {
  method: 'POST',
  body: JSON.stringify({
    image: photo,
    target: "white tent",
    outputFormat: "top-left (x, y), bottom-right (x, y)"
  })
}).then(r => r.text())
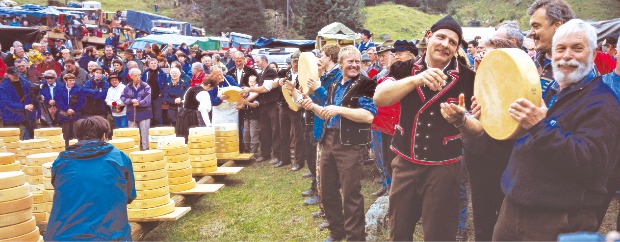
top-left (315, 22), bottom-right (360, 49)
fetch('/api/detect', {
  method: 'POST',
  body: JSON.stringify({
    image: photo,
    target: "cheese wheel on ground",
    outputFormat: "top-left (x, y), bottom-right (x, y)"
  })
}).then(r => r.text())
top-left (32, 193), bottom-right (44, 204)
top-left (43, 190), bottom-right (54, 202)
top-left (192, 166), bottom-right (217, 175)
top-left (22, 166), bottom-right (43, 176)
top-left (167, 167), bottom-right (192, 178)
top-left (189, 147), bottom-right (215, 155)
top-left (168, 175), bottom-right (193, 185)
top-left (163, 153), bottom-right (189, 163)
top-left (0, 217), bottom-right (36, 240)
top-left (42, 177), bottom-right (52, 190)
top-left (188, 135), bottom-right (215, 143)
top-left (0, 171), bottom-right (26, 190)
top-left (166, 159), bottom-right (191, 171)
top-left (32, 202), bottom-right (46, 213)
top-left (132, 160), bottom-right (167, 172)
top-left (42, 162), bottom-right (53, 178)
top-left (25, 152), bottom-right (58, 166)
top-left (148, 127), bottom-right (175, 136)
top-left (214, 130), bottom-right (237, 137)
top-left (0, 161), bottom-right (20, 172)
top-left (160, 145), bottom-right (189, 156)
top-left (188, 141), bottom-right (215, 149)
top-left (121, 145), bottom-right (140, 154)
top-left (134, 169), bottom-right (168, 181)
top-left (0, 194), bottom-right (33, 215)
top-left (18, 139), bottom-right (50, 150)
top-left (216, 151), bottom-right (240, 159)
top-left (135, 177), bottom-right (168, 191)
top-left (215, 146), bottom-right (239, 153)
top-left (18, 148), bottom-right (52, 157)
top-left (127, 194), bottom-right (170, 209)
top-left (108, 138), bottom-right (135, 150)
top-left (213, 123), bottom-right (237, 131)
top-left (189, 127), bottom-right (215, 136)
top-left (5, 142), bottom-right (19, 149)
top-left (49, 141), bottom-right (65, 148)
top-left (34, 128), bottom-right (62, 137)
top-left (0, 152), bottom-right (17, 165)
top-left (114, 128), bottom-right (140, 137)
top-left (29, 184), bottom-right (44, 194)
top-left (35, 134), bottom-right (64, 142)
top-left (169, 179), bottom-right (196, 192)
top-left (0, 183), bottom-right (30, 202)
top-left (25, 175), bottom-right (43, 185)
top-left (188, 154), bottom-right (217, 162)
top-left (129, 150), bottom-right (165, 163)
top-left (135, 185), bottom-right (169, 200)
top-left (214, 136), bottom-right (238, 143)
top-left (0, 226), bottom-right (39, 242)
top-left (127, 199), bottom-right (175, 219)
top-left (0, 128), bottom-right (20, 136)
top-left (0, 207), bottom-right (32, 227)
top-left (157, 137), bottom-right (186, 149)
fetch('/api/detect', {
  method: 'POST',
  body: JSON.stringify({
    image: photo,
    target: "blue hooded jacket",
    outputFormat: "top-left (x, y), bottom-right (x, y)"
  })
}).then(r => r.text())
top-left (0, 76), bottom-right (34, 123)
top-left (45, 140), bottom-right (136, 241)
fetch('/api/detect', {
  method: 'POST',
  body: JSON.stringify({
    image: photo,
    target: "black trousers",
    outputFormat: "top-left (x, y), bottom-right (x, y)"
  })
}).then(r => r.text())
top-left (303, 124), bottom-right (317, 190)
top-left (380, 132), bottom-right (395, 177)
top-left (259, 102), bottom-right (281, 160)
top-left (320, 130), bottom-right (366, 241)
top-left (279, 105), bottom-right (304, 164)
top-left (595, 174), bottom-right (620, 229)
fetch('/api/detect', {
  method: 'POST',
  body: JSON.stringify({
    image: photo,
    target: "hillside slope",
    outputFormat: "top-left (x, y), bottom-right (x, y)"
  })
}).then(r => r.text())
top-left (363, 2), bottom-right (441, 41)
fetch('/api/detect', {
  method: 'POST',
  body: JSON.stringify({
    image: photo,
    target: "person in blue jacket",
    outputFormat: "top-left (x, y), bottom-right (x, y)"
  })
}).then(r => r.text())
top-left (55, 73), bottom-right (86, 147)
top-left (0, 66), bottom-right (34, 139)
top-left (162, 68), bottom-right (189, 126)
top-left (45, 115), bottom-right (136, 241)
top-left (141, 58), bottom-right (168, 126)
top-left (81, 67), bottom-right (110, 118)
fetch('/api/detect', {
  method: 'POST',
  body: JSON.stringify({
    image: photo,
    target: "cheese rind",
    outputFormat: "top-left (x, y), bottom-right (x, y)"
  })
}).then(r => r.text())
top-left (0, 128), bottom-right (20, 136)
top-left (192, 166), bottom-right (217, 175)
top-left (169, 179), bottom-right (197, 192)
top-left (134, 169), bottom-right (168, 181)
top-left (189, 127), bottom-right (215, 136)
top-left (35, 135), bottom-right (64, 143)
top-left (0, 194), bottom-right (32, 215)
top-left (132, 160), bottom-right (166, 172)
top-left (34, 128), bottom-right (62, 136)
top-left (213, 123), bottom-right (237, 131)
top-left (215, 151), bottom-right (240, 159)
top-left (0, 223), bottom-right (39, 242)
top-left (108, 138), bottom-right (135, 150)
top-left (165, 159), bottom-right (191, 171)
top-left (127, 200), bottom-right (175, 218)
top-left (42, 177), bottom-right (53, 190)
top-left (188, 135), bottom-right (215, 143)
top-left (127, 194), bottom-right (170, 209)
top-left (25, 152), bottom-right (58, 166)
top-left (0, 161), bottom-right (20, 172)
top-left (148, 127), bottom-right (176, 136)
top-left (215, 146), bottom-right (239, 153)
top-left (167, 167), bottom-right (192, 178)
top-left (214, 136), bottom-right (239, 143)
top-left (188, 154), bottom-right (217, 162)
top-left (188, 141), bottom-right (215, 149)
top-left (43, 190), bottom-right (54, 202)
top-left (0, 208), bottom-right (32, 227)
top-left (214, 130), bottom-right (237, 137)
top-left (18, 139), bottom-right (50, 150)
top-left (129, 150), bottom-right (165, 163)
top-left (189, 147), bottom-right (215, 155)
top-left (22, 166), bottom-right (43, 176)
top-left (0, 217), bottom-right (36, 240)
top-left (134, 177), bottom-right (168, 191)
top-left (0, 183), bottom-right (30, 202)
top-left (190, 159), bottom-right (217, 168)
top-left (25, 175), bottom-right (44, 185)
top-left (163, 153), bottom-right (189, 163)
top-left (42, 162), bottom-right (53, 178)
top-left (160, 145), bottom-right (189, 156)
top-left (135, 186), bottom-right (169, 200)
top-left (114, 128), bottom-right (140, 137)
top-left (157, 137), bottom-right (186, 149)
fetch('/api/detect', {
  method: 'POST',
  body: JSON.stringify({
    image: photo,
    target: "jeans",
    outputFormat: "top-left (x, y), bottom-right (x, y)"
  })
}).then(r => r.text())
top-left (114, 116), bottom-right (128, 128)
top-left (151, 97), bottom-right (163, 127)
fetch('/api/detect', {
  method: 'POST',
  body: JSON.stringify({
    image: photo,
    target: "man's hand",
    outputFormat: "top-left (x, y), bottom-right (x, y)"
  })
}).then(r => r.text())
top-left (470, 96), bottom-right (481, 120)
top-left (220, 94), bottom-right (229, 101)
top-left (509, 98), bottom-right (547, 130)
top-left (67, 109), bottom-right (75, 115)
top-left (240, 87), bottom-right (250, 96)
top-left (174, 97), bottom-right (181, 104)
top-left (131, 99), bottom-right (139, 106)
top-left (49, 100), bottom-right (56, 106)
top-left (319, 105), bottom-right (340, 119)
top-left (412, 68), bottom-right (447, 91)
top-left (300, 98), bottom-right (314, 110)
top-left (307, 78), bottom-right (320, 91)
top-left (440, 94), bottom-right (467, 124)
top-left (278, 77), bottom-right (288, 86)
top-left (283, 80), bottom-right (295, 92)
top-left (235, 102), bottom-right (244, 110)
top-left (25, 104), bottom-right (34, 111)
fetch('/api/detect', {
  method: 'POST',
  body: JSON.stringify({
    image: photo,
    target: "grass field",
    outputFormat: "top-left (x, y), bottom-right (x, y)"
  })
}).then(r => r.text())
top-left (363, 2), bottom-right (442, 41)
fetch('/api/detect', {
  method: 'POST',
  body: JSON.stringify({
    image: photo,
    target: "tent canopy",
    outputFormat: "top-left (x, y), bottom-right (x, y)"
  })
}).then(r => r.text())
top-left (131, 34), bottom-right (222, 51)
top-left (317, 22), bottom-right (360, 40)
top-left (590, 18), bottom-right (620, 43)
top-left (253, 37), bottom-right (315, 51)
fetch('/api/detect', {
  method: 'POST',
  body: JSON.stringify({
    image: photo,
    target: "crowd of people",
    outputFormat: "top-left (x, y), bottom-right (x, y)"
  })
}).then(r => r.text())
top-left (3, 0), bottom-right (620, 240)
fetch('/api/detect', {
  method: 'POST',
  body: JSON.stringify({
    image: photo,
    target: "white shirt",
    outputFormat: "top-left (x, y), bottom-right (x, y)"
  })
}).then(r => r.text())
top-left (195, 90), bottom-right (212, 126)
top-left (236, 68), bottom-right (244, 84)
top-left (48, 82), bottom-right (56, 99)
top-left (105, 83), bottom-right (127, 117)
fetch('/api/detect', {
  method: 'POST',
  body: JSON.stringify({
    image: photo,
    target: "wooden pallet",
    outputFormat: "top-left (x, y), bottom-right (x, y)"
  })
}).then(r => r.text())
top-left (171, 183), bottom-right (224, 195)
top-left (206, 166), bottom-right (243, 176)
top-left (128, 207), bottom-right (191, 222)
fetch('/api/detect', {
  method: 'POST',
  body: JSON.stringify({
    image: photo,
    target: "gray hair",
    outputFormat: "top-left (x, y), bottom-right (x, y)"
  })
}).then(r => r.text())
top-left (192, 62), bottom-right (204, 71)
top-left (169, 67), bottom-right (181, 75)
top-left (496, 21), bottom-right (524, 48)
top-left (14, 58), bottom-right (28, 65)
top-left (233, 51), bottom-right (245, 58)
top-left (127, 61), bottom-right (138, 69)
top-left (88, 61), bottom-right (99, 67)
top-left (212, 54), bottom-right (221, 61)
top-left (210, 65), bottom-right (223, 73)
top-left (201, 55), bottom-right (211, 61)
top-left (257, 55), bottom-right (268, 63)
top-left (43, 70), bottom-right (57, 77)
top-left (129, 68), bottom-right (141, 76)
top-left (527, 0), bottom-right (575, 25)
top-left (553, 19), bottom-right (597, 59)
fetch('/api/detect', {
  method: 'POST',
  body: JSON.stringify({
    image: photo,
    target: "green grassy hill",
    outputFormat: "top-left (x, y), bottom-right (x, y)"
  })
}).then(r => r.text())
top-left (363, 2), bottom-right (441, 41)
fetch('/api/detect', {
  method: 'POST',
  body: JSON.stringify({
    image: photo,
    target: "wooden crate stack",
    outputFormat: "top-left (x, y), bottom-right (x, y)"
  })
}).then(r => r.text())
top-left (0, 171), bottom-right (42, 242)
top-left (157, 137), bottom-right (196, 193)
top-left (0, 128), bottom-right (20, 155)
top-left (188, 127), bottom-right (217, 175)
top-left (148, 127), bottom-right (176, 150)
top-left (25, 152), bottom-right (58, 223)
top-left (127, 150), bottom-right (175, 219)
top-left (214, 124), bottom-right (240, 159)
top-left (34, 128), bottom-right (65, 152)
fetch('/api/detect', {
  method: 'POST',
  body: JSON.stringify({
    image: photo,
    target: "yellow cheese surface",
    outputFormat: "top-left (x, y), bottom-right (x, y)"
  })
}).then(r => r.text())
top-left (127, 194), bottom-right (170, 209)
top-left (25, 152), bottom-right (58, 166)
top-left (108, 138), bottom-right (135, 150)
top-left (148, 127), bottom-right (176, 136)
top-left (0, 153), bottom-right (18, 165)
top-left (34, 128), bottom-right (62, 137)
top-left (169, 179), bottom-right (197, 193)
top-left (214, 130), bottom-right (237, 137)
top-left (43, 190), bottom-right (54, 202)
top-left (214, 136), bottom-right (239, 143)
top-left (191, 166), bottom-right (217, 175)
top-left (0, 128), bottom-right (20, 137)
top-left (42, 162), bottom-right (52, 178)
top-left (160, 145), bottom-right (189, 156)
top-left (134, 177), bottom-right (168, 191)
top-left (188, 154), bottom-right (217, 162)
top-left (190, 158), bottom-right (217, 168)
top-left (132, 160), bottom-right (167, 172)
top-left (189, 147), bottom-right (215, 155)
top-left (22, 166), bottom-right (43, 176)
top-left (188, 135), bottom-right (215, 143)
top-left (35, 134), bottom-right (64, 143)
top-left (0, 183), bottom-right (30, 202)
top-left (42, 177), bottom-right (52, 190)
top-left (127, 199), bottom-right (175, 219)
top-left (25, 175), bottom-right (43, 185)
top-left (0, 194), bottom-right (32, 215)
top-left (167, 167), bottom-right (192, 178)
top-left (114, 128), bottom-right (140, 137)
top-left (0, 208), bottom-right (32, 227)
top-left (166, 159), bottom-right (191, 171)
top-left (0, 161), bottom-right (20, 172)
top-left (134, 169), bottom-right (168, 181)
top-left (189, 127), bottom-right (215, 136)
top-left (18, 147), bottom-right (52, 157)
top-left (129, 150), bottom-right (165, 163)
top-left (215, 146), bottom-right (239, 153)
top-left (18, 139), bottom-right (50, 150)
top-left (188, 141), bottom-right (215, 149)
top-left (135, 185), bottom-right (169, 200)
top-left (215, 151), bottom-right (240, 159)
top-left (0, 217), bottom-right (36, 240)
top-left (163, 153), bottom-right (189, 163)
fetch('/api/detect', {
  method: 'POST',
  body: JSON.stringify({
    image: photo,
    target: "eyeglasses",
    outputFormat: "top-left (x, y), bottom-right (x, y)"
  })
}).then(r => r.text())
top-left (44, 77), bottom-right (56, 79)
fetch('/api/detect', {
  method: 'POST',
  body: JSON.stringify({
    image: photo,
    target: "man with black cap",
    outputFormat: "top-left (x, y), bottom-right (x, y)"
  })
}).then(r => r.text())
top-left (392, 40), bottom-right (418, 62)
top-left (0, 66), bottom-right (34, 139)
top-left (374, 15), bottom-right (475, 241)
top-left (81, 67), bottom-right (110, 118)
top-left (37, 51), bottom-right (62, 77)
top-left (123, 49), bottom-right (144, 71)
top-left (105, 72), bottom-right (128, 128)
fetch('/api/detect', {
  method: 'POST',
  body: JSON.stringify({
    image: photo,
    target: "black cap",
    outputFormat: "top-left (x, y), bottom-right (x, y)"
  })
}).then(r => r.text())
top-left (361, 29), bottom-right (372, 37)
top-left (5, 66), bottom-right (18, 76)
top-left (392, 40), bottom-right (419, 56)
top-left (430, 16), bottom-right (463, 44)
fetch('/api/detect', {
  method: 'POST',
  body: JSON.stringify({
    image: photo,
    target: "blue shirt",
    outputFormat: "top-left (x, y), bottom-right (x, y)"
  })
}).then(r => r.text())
top-left (325, 77), bottom-right (377, 129)
top-left (311, 66), bottom-right (342, 141)
top-left (602, 71), bottom-right (620, 102)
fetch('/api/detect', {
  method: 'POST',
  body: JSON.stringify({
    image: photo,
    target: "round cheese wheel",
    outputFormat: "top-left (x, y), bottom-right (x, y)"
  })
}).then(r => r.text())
top-left (188, 127), bottom-right (215, 136)
top-left (0, 161), bottom-right (20, 172)
top-left (18, 147), bottom-right (52, 157)
top-left (127, 199), bottom-right (175, 219)
top-left (0, 153), bottom-right (17, 165)
top-left (1, 136), bottom-right (19, 143)
top-left (215, 146), bottom-right (239, 153)
top-left (157, 137), bottom-right (186, 149)
top-left (25, 175), bottom-right (43, 185)
top-left (48, 141), bottom-right (65, 148)
top-left (132, 160), bottom-right (167, 172)
top-left (163, 153), bottom-right (189, 163)
top-left (0, 217), bottom-right (37, 240)
top-left (167, 167), bottom-right (192, 178)
top-left (188, 141), bottom-right (215, 149)
top-left (213, 123), bottom-right (237, 132)
top-left (34, 128), bottom-right (62, 137)
top-left (134, 177), bottom-right (169, 191)
top-left (216, 151), bottom-right (240, 159)
top-left (221, 86), bottom-right (243, 103)
top-left (134, 169), bottom-right (168, 181)
top-left (121, 145), bottom-right (140, 154)
top-left (0, 225), bottom-right (40, 242)
top-left (189, 154), bottom-right (216, 162)
top-left (135, 185), bottom-right (169, 200)
top-left (43, 190), bottom-right (54, 202)
top-left (114, 128), bottom-right (140, 137)
top-left (0, 194), bottom-right (32, 215)
top-left (214, 130), bottom-right (237, 137)
top-left (42, 177), bottom-right (53, 190)
top-left (166, 159), bottom-right (191, 171)
top-left (169, 179), bottom-right (197, 193)
top-left (34, 134), bottom-right (63, 142)
top-left (148, 127), bottom-right (176, 136)
top-left (18, 139), bottom-right (50, 150)
top-left (31, 202), bottom-right (46, 213)
top-left (5, 142), bottom-right (19, 149)
top-left (190, 159), bottom-right (217, 168)
top-left (127, 194), bottom-right (170, 209)
top-left (129, 150), bottom-right (165, 163)
top-left (31, 193), bottom-right (44, 204)
top-left (0, 128), bottom-right (20, 137)
top-left (0, 183), bottom-right (30, 203)
top-left (148, 134), bottom-right (176, 143)
top-left (189, 147), bottom-right (215, 155)
top-left (160, 145), bottom-right (189, 156)
top-left (0, 171), bottom-right (26, 190)
top-left (68, 139), bottom-right (78, 145)
top-left (188, 135), bottom-right (215, 143)
top-left (22, 166), bottom-right (43, 176)
top-left (192, 166), bottom-right (217, 175)
top-left (108, 138), bottom-right (135, 150)
top-left (31, 212), bottom-right (47, 222)
top-left (29, 184), bottom-right (44, 194)
top-left (25, 152), bottom-right (58, 166)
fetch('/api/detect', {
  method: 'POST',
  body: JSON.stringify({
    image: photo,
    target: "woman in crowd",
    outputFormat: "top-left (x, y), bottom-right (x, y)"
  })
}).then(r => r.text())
top-left (105, 73), bottom-right (128, 128)
top-left (121, 68), bottom-right (152, 150)
top-left (176, 73), bottom-right (216, 140)
top-left (163, 68), bottom-right (189, 126)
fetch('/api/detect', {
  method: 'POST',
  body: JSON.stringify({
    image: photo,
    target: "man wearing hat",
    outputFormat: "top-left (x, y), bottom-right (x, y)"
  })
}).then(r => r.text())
top-left (603, 34), bottom-right (618, 60)
top-left (37, 51), bottom-right (62, 77)
top-left (105, 72), bottom-right (128, 128)
top-left (361, 53), bottom-right (378, 79)
top-left (123, 49), bottom-right (144, 71)
top-left (50, 39), bottom-right (66, 61)
top-left (374, 16), bottom-right (475, 241)
top-left (0, 66), bottom-right (34, 139)
top-left (39, 70), bottom-right (60, 126)
top-left (416, 38), bottom-right (428, 57)
top-left (276, 50), bottom-right (305, 169)
top-left (97, 45), bottom-right (123, 75)
top-left (82, 67), bottom-right (110, 118)
top-left (392, 40), bottom-right (418, 62)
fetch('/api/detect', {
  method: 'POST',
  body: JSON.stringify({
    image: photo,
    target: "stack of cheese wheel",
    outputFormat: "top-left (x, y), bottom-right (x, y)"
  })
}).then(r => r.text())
top-left (42, 161), bottom-right (55, 221)
top-left (0, 153), bottom-right (19, 172)
top-left (127, 150), bottom-right (175, 219)
top-left (18, 139), bottom-right (51, 199)
top-left (17, 139), bottom-right (52, 165)
top-left (68, 139), bottom-right (78, 146)
top-left (113, 128), bottom-right (141, 146)
top-left (214, 123), bottom-right (240, 159)
top-left (109, 138), bottom-right (140, 154)
top-left (23, 152), bottom-right (58, 223)
top-left (158, 137), bottom-right (196, 192)
top-left (34, 128), bottom-right (65, 152)
top-left (188, 127), bottom-right (217, 174)
top-left (0, 128), bottom-right (20, 154)
top-left (0, 139), bottom-right (5, 152)
top-left (148, 127), bottom-right (176, 150)
top-left (0, 171), bottom-right (41, 242)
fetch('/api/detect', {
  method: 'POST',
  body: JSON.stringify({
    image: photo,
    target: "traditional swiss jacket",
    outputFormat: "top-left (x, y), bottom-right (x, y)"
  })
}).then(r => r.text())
top-left (389, 55), bottom-right (475, 165)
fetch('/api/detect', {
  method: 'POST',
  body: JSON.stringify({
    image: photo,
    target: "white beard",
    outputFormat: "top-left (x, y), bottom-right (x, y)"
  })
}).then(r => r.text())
top-left (552, 58), bottom-right (592, 88)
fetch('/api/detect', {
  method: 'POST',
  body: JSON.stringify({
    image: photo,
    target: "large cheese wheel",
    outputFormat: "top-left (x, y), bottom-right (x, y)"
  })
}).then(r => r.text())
top-left (32, 193), bottom-right (44, 204)
top-left (168, 175), bottom-right (192, 185)
top-left (135, 185), bottom-right (169, 200)
top-left (0, 171), bottom-right (26, 190)
top-left (133, 160), bottom-right (167, 172)
top-left (43, 190), bottom-right (54, 202)
top-left (221, 86), bottom-right (243, 103)
top-left (0, 152), bottom-right (17, 165)
top-left (166, 159), bottom-right (191, 171)
top-left (35, 134), bottom-right (64, 142)
top-left (42, 177), bottom-right (52, 190)
top-left (31, 212), bottom-right (47, 222)
top-left (163, 153), bottom-right (189, 163)
top-left (216, 146), bottom-right (239, 153)
top-left (189, 147), bottom-right (215, 155)
top-left (114, 128), bottom-right (140, 137)
top-left (148, 142), bottom-right (158, 150)
top-left (157, 137), bottom-right (186, 149)
top-left (216, 151), bottom-right (240, 159)
top-left (0, 128), bottom-right (20, 137)
top-left (29, 184), bottom-right (44, 194)
top-left (49, 141), bottom-right (65, 148)
top-left (167, 167), bottom-right (192, 178)
top-left (1, 136), bottom-right (19, 143)
top-left (188, 154), bottom-right (217, 162)
top-left (214, 123), bottom-right (237, 132)
top-left (25, 175), bottom-right (43, 185)
top-left (474, 48), bottom-right (541, 140)
top-left (18, 139), bottom-right (50, 150)
top-left (5, 142), bottom-right (19, 149)
top-left (148, 134), bottom-right (176, 143)
top-left (214, 136), bottom-right (238, 143)
top-left (32, 202), bottom-right (46, 213)
top-left (160, 145), bottom-right (189, 156)
top-left (191, 158), bottom-right (217, 168)
top-left (34, 128), bottom-right (62, 137)
top-left (134, 169), bottom-right (167, 181)
top-left (188, 135), bottom-right (215, 143)
top-left (122, 145), bottom-right (140, 154)
top-left (192, 166), bottom-right (217, 175)
top-left (216, 140), bottom-right (238, 147)
top-left (0, 226), bottom-right (40, 242)
top-left (108, 138), bottom-right (135, 150)
top-left (214, 130), bottom-right (237, 137)
top-left (135, 177), bottom-right (168, 190)
top-left (0, 208), bottom-right (32, 227)
top-left (169, 179), bottom-right (197, 192)
top-left (25, 152), bottom-right (58, 166)
top-left (129, 150), bottom-right (165, 163)
top-left (0, 194), bottom-right (32, 215)
top-left (42, 162), bottom-right (53, 178)
top-left (0, 217), bottom-right (36, 240)
top-left (148, 127), bottom-right (175, 136)
top-left (0, 183), bottom-right (30, 203)
top-left (127, 199), bottom-right (175, 219)
top-left (188, 141), bottom-right (215, 149)
top-left (22, 166), bottom-right (43, 176)
top-left (189, 127), bottom-right (215, 136)
top-left (18, 148), bottom-right (52, 157)
top-left (127, 194), bottom-right (170, 209)
top-left (0, 161), bottom-right (20, 172)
